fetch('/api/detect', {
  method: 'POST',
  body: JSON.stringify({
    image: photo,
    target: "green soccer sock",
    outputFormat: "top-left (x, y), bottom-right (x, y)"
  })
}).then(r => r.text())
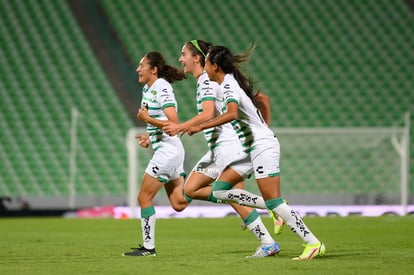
top-left (266, 198), bottom-right (318, 244)
top-left (243, 209), bottom-right (274, 245)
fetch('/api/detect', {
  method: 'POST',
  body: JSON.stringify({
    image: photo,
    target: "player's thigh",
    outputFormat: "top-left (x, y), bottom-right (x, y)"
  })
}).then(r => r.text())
top-left (185, 171), bottom-right (214, 193)
top-left (217, 167), bottom-right (245, 185)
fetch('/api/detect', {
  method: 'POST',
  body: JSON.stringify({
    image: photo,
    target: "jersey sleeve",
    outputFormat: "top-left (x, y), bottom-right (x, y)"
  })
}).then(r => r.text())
top-left (158, 86), bottom-right (176, 109)
top-left (199, 78), bottom-right (216, 102)
top-left (222, 81), bottom-right (240, 105)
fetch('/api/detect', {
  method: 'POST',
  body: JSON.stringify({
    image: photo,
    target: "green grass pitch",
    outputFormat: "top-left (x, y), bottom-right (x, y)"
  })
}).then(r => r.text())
top-left (1, 215), bottom-right (413, 274)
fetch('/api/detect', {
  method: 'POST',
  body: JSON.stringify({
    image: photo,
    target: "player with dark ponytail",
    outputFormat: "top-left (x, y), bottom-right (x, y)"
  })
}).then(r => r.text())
top-left (163, 40), bottom-right (282, 258)
top-left (188, 45), bottom-right (326, 260)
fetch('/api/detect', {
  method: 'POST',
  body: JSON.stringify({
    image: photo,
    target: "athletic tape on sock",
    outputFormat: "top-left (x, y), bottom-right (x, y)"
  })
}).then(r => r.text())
top-left (242, 209), bottom-right (259, 225)
top-left (265, 197), bottom-right (285, 210)
top-left (212, 180), bottom-right (233, 191)
top-left (208, 192), bottom-right (219, 203)
top-left (141, 205), bottom-right (156, 218)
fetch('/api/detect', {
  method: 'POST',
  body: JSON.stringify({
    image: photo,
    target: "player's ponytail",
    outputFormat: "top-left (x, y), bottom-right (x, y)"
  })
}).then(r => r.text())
top-left (207, 45), bottom-right (255, 103)
top-left (161, 65), bottom-right (186, 83)
top-left (145, 51), bottom-right (186, 83)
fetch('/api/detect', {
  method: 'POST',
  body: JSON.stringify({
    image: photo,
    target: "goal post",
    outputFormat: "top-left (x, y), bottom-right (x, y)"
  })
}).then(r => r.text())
top-left (126, 113), bottom-right (410, 216)
top-left (126, 128), bottom-right (141, 219)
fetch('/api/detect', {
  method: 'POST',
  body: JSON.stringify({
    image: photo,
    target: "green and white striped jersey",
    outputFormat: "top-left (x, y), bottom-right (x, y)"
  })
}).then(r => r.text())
top-left (141, 78), bottom-right (179, 151)
top-left (197, 72), bottom-right (239, 149)
top-left (221, 74), bottom-right (274, 152)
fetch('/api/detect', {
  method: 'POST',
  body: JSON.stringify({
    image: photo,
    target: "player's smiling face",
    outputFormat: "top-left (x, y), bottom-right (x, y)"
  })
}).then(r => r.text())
top-left (179, 44), bottom-right (197, 75)
top-left (204, 55), bottom-right (217, 82)
top-left (136, 56), bottom-right (155, 84)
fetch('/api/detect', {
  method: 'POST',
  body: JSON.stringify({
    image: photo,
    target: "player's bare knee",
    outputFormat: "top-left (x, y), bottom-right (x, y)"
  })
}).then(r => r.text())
top-left (138, 192), bottom-right (152, 206)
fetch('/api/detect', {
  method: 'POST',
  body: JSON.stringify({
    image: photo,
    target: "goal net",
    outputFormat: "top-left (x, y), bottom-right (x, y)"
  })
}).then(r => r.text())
top-left (127, 121), bottom-right (409, 214)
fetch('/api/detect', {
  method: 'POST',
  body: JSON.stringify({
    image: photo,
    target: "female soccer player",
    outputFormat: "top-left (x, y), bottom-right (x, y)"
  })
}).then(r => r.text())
top-left (187, 45), bottom-right (326, 260)
top-left (123, 51), bottom-right (189, 257)
top-left (162, 40), bottom-right (281, 258)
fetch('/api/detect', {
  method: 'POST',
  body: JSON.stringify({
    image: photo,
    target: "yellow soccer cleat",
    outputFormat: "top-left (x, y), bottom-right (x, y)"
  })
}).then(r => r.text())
top-left (292, 242), bottom-right (326, 260)
top-left (269, 199), bottom-right (288, 235)
top-left (269, 210), bottom-right (284, 235)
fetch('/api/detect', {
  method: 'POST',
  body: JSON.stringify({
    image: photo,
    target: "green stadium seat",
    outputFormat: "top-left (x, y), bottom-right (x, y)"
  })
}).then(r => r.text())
top-left (0, 0), bottom-right (412, 201)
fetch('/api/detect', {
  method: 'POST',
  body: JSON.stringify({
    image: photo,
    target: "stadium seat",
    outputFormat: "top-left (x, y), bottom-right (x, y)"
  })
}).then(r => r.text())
top-left (0, 0), bottom-right (412, 202)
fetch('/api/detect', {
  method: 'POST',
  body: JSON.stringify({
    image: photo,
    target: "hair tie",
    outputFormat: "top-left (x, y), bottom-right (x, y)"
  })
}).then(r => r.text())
top-left (190, 40), bottom-right (206, 57)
